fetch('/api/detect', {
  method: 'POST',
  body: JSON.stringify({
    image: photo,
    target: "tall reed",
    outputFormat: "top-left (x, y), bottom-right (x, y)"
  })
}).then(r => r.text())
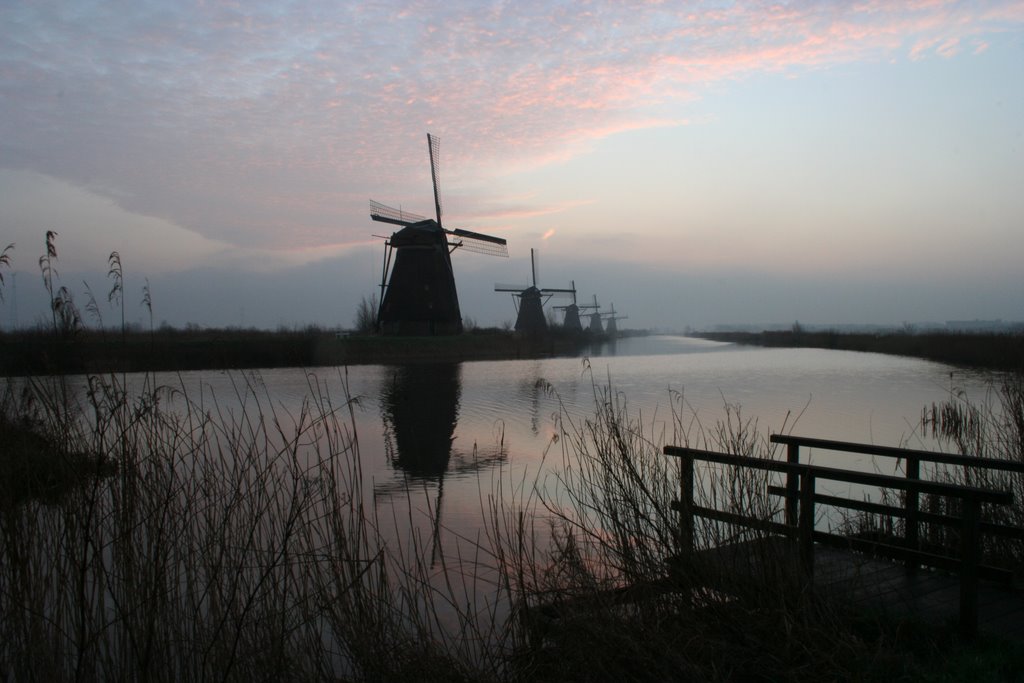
top-left (915, 372), bottom-right (1024, 569)
top-left (482, 372), bottom-right (918, 681)
top-left (0, 369), bottom-right (509, 680)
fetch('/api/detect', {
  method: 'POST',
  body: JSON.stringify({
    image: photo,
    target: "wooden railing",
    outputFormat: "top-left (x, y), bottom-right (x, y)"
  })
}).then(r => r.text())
top-left (664, 436), bottom-right (1021, 635)
top-left (770, 434), bottom-right (1024, 571)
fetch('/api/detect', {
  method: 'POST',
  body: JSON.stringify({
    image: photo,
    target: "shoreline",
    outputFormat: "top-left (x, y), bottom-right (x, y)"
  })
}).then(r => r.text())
top-left (3, 326), bottom-right (1021, 375)
top-left (697, 329), bottom-right (1024, 371)
top-left (0, 327), bottom-right (616, 376)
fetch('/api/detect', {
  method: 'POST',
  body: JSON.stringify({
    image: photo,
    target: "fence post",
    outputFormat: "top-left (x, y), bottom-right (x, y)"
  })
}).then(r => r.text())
top-left (786, 442), bottom-right (800, 529)
top-left (959, 497), bottom-right (980, 638)
top-left (799, 469), bottom-right (815, 581)
top-left (680, 454), bottom-right (694, 557)
top-left (905, 455), bottom-right (920, 574)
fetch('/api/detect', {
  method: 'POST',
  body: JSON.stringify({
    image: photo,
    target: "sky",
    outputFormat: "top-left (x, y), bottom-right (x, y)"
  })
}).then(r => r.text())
top-left (1, 1), bottom-right (1023, 332)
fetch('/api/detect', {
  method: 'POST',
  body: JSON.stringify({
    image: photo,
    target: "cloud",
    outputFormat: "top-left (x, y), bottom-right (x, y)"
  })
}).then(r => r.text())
top-left (1, 0), bottom-right (1021, 254)
top-left (459, 197), bottom-right (595, 223)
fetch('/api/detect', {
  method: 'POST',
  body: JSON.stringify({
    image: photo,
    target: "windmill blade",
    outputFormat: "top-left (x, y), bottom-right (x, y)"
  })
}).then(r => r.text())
top-left (540, 288), bottom-right (576, 297)
top-left (448, 228), bottom-right (509, 257)
top-left (495, 283), bottom-right (530, 292)
top-left (370, 200), bottom-right (427, 227)
top-left (428, 133), bottom-right (443, 226)
top-left (449, 228), bottom-right (506, 246)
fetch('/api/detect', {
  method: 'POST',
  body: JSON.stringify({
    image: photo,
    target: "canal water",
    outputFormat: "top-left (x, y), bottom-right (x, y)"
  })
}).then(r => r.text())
top-left (146, 335), bottom-right (995, 564)
top-left (41, 333), bottom-right (1002, 663)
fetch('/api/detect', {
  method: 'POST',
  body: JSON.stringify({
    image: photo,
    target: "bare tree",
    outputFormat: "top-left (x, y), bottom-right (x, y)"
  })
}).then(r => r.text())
top-left (353, 295), bottom-right (379, 334)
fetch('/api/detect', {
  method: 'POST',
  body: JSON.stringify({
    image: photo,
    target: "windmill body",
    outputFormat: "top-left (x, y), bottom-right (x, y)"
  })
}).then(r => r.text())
top-left (378, 219), bottom-right (462, 335)
top-left (560, 303), bottom-right (582, 332)
top-left (603, 303), bottom-right (628, 337)
top-left (513, 286), bottom-right (548, 333)
top-left (554, 280), bottom-right (590, 332)
top-left (583, 294), bottom-right (604, 333)
top-left (371, 134), bottom-right (507, 336)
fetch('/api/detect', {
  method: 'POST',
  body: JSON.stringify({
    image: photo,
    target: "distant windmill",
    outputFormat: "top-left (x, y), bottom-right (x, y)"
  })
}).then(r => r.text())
top-left (495, 248), bottom-right (575, 334)
top-left (603, 303), bottom-right (628, 337)
top-left (552, 280), bottom-right (583, 332)
top-left (585, 294), bottom-right (604, 333)
top-left (370, 133), bottom-right (508, 335)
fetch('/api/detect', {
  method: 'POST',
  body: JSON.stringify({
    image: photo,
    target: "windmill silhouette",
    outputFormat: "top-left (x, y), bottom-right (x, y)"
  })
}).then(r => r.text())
top-left (603, 303), bottom-right (628, 337)
top-left (553, 280), bottom-right (584, 332)
top-left (371, 133), bottom-right (508, 335)
top-left (584, 294), bottom-right (604, 333)
top-left (494, 249), bottom-right (575, 334)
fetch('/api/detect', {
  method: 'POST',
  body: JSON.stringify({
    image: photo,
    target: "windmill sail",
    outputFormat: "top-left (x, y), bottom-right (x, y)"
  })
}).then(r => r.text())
top-left (370, 200), bottom-right (427, 227)
top-left (449, 229), bottom-right (508, 257)
top-left (429, 133), bottom-right (443, 226)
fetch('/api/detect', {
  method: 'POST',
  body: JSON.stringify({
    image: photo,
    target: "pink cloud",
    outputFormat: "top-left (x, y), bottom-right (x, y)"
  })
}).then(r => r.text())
top-left (460, 198), bottom-right (596, 223)
top-left (910, 37), bottom-right (942, 59)
top-left (3, 0), bottom-right (1022, 251)
top-left (937, 36), bottom-right (962, 57)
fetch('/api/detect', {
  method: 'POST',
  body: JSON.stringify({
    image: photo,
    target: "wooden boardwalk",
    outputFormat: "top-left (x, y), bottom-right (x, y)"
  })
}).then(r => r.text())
top-left (694, 536), bottom-right (1024, 640)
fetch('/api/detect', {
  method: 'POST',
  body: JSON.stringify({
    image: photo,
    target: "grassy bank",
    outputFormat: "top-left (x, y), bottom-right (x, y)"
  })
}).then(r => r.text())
top-left (3, 367), bottom-right (1024, 680)
top-left (698, 329), bottom-right (1024, 371)
top-left (0, 326), bottom-right (601, 375)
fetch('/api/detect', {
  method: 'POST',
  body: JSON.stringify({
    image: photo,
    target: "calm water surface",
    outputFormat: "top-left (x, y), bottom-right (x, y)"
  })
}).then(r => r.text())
top-left (142, 335), bottom-right (996, 547)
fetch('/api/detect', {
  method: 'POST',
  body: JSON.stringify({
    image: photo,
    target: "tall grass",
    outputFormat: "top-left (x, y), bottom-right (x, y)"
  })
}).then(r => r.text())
top-left (915, 372), bottom-right (1024, 570)
top-left (484, 375), bottom-right (924, 681)
top-left (0, 369), bottom-right (516, 680)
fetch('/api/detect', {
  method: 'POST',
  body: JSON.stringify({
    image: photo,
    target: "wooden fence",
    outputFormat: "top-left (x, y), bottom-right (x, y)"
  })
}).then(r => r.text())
top-left (664, 435), bottom-right (1024, 635)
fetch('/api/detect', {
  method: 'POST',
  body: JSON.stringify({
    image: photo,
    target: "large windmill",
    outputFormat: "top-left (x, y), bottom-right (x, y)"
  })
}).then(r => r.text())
top-left (603, 303), bottom-right (628, 337)
top-left (495, 249), bottom-right (575, 335)
top-left (371, 133), bottom-right (508, 335)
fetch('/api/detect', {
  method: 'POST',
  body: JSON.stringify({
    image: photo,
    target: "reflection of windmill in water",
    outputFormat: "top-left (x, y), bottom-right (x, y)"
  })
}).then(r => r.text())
top-left (603, 303), bottom-right (628, 337)
top-left (376, 363), bottom-right (507, 566)
top-left (379, 364), bottom-right (461, 478)
top-left (370, 133), bottom-right (508, 335)
top-left (494, 248), bottom-right (575, 334)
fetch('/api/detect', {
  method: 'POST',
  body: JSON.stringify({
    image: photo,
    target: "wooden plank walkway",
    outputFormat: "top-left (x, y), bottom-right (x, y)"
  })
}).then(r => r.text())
top-left (692, 536), bottom-right (1024, 640)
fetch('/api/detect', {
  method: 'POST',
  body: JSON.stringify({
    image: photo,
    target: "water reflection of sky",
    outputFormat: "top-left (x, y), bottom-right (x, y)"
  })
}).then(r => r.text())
top-left (122, 337), bottom-right (1000, 578)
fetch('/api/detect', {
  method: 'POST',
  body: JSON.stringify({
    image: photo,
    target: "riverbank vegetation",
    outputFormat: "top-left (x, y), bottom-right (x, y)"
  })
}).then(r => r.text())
top-left (0, 325), bottom-right (606, 375)
top-left (699, 329), bottom-right (1024, 371)
top-left (2, 365), bottom-right (1023, 680)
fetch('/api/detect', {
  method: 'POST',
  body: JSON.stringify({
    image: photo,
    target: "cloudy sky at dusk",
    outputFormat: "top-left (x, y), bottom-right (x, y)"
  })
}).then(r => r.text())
top-left (1, 1), bottom-right (1022, 331)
